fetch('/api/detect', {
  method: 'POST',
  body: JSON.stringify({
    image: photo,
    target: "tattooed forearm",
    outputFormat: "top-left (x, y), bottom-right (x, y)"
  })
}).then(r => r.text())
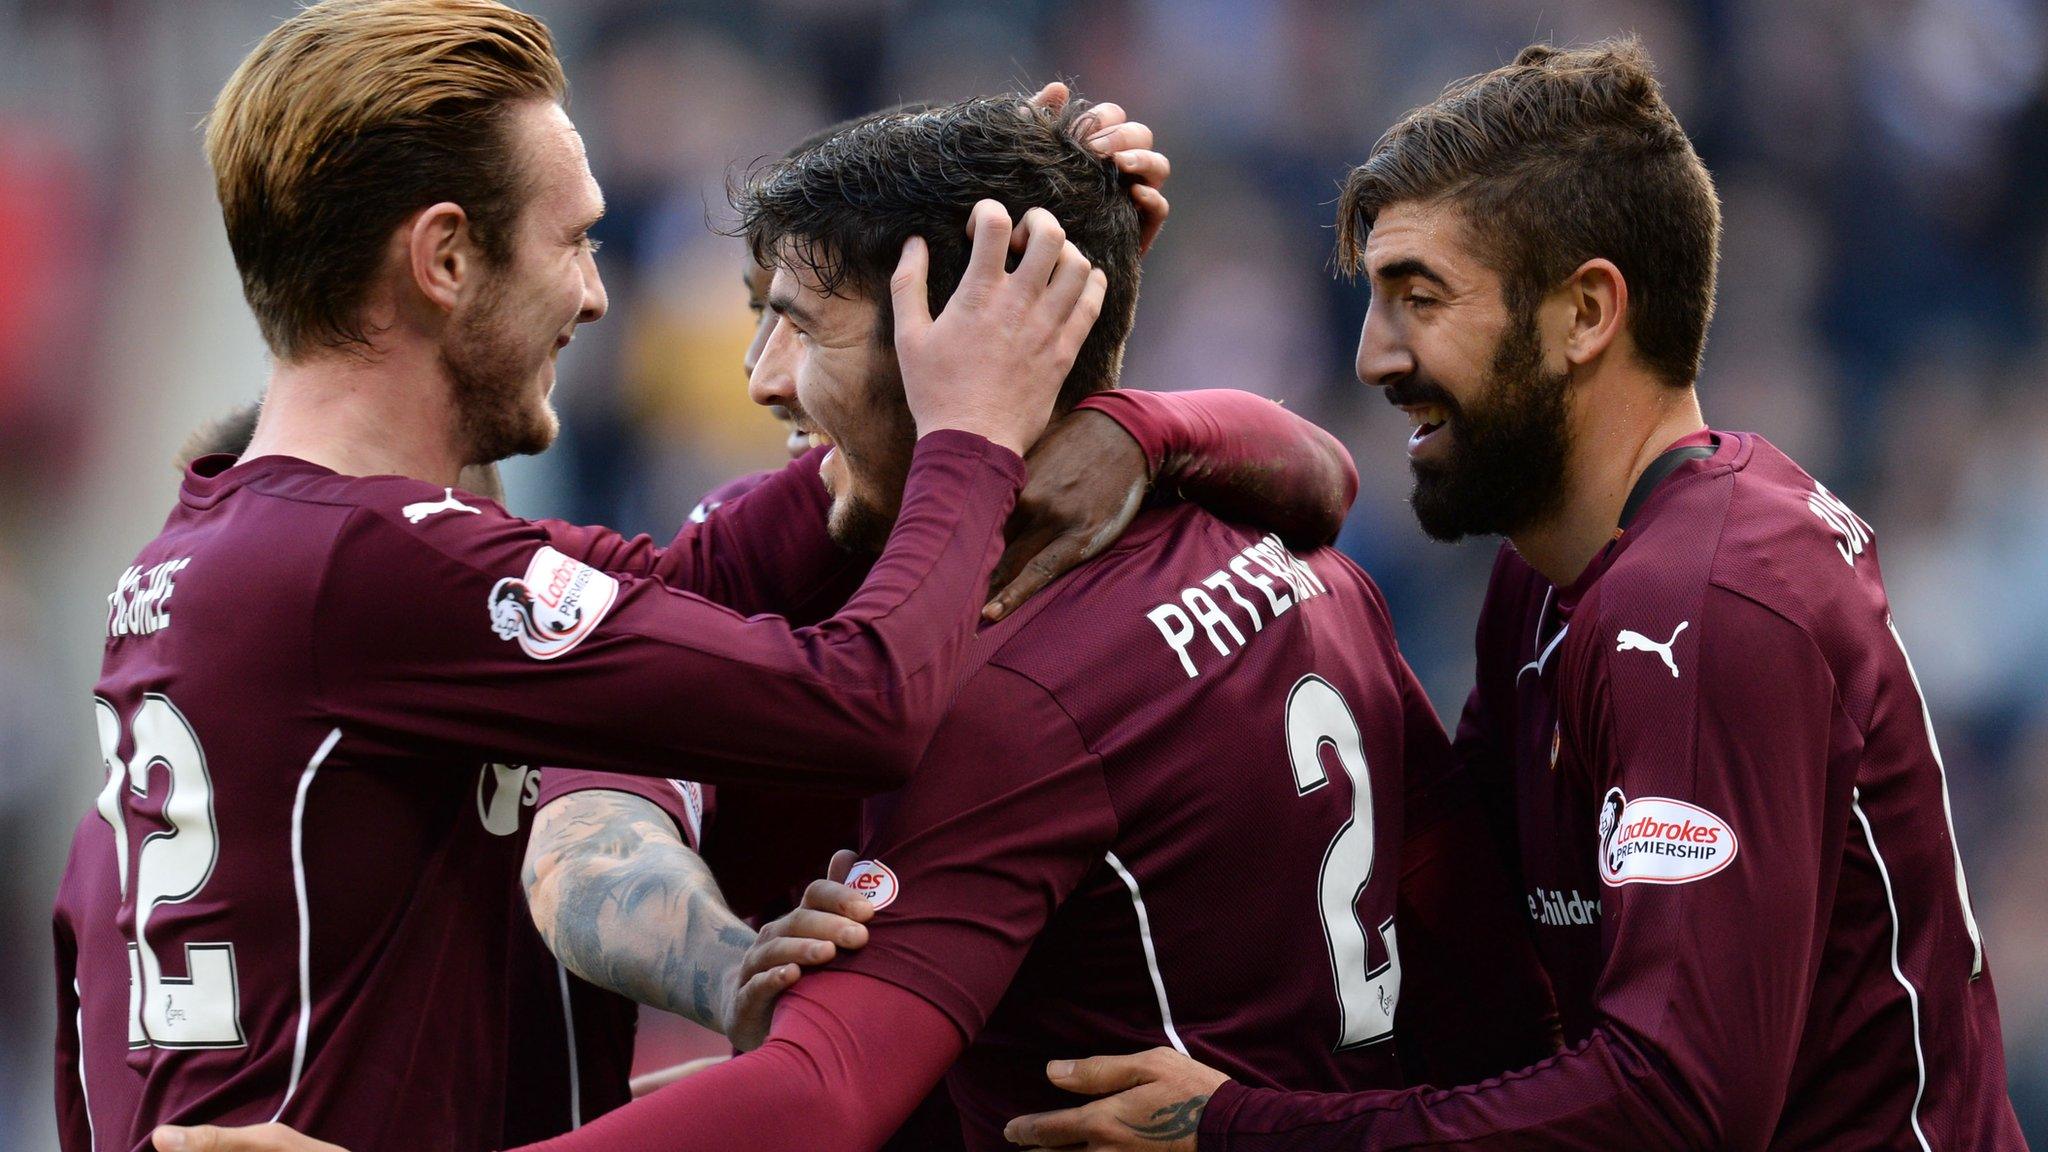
top-left (1122, 1095), bottom-right (1209, 1142)
top-left (523, 789), bottom-right (756, 1032)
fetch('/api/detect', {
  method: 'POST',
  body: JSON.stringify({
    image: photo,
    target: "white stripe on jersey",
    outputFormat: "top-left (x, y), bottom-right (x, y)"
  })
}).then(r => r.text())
top-left (1104, 851), bottom-right (1187, 1055)
top-left (75, 979), bottom-right (97, 1152)
top-left (1851, 787), bottom-right (1933, 1152)
top-left (1886, 617), bottom-right (1985, 978)
top-left (556, 960), bottom-right (583, 1129)
top-left (273, 727), bottom-right (341, 1122)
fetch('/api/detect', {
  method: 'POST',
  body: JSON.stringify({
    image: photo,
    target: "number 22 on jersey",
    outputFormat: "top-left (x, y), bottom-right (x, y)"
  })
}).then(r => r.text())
top-left (93, 693), bottom-right (247, 1049)
top-left (1287, 674), bottom-right (1401, 1049)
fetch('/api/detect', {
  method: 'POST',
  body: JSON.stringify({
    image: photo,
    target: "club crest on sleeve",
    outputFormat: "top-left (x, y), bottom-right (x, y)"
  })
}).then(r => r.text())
top-left (487, 546), bottom-right (620, 660)
top-left (1598, 788), bottom-right (1738, 887)
top-left (843, 859), bottom-right (899, 910)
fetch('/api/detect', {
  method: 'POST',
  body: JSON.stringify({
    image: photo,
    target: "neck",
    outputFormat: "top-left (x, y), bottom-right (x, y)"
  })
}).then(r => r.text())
top-left (243, 342), bottom-right (469, 486)
top-left (1507, 371), bottom-right (1704, 587)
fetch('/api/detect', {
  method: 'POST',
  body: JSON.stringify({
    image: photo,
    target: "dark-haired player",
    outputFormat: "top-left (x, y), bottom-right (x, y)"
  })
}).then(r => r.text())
top-left (1010, 39), bottom-right (2026, 1151)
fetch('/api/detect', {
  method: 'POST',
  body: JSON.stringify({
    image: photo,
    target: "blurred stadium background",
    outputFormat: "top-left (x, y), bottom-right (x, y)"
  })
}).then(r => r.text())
top-left (2, 0), bottom-right (2044, 1144)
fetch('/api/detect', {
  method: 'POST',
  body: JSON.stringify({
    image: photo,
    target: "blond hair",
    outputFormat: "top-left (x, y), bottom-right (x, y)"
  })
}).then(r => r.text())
top-left (205, 0), bottom-right (566, 359)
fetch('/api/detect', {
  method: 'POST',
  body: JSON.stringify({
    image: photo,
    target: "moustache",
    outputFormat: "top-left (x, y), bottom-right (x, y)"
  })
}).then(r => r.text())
top-left (1384, 377), bottom-right (1462, 417)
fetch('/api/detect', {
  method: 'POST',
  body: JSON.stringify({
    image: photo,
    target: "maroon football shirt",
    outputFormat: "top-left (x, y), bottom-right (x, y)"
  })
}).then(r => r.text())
top-left (51, 431), bottom-right (1022, 1152)
top-left (1200, 431), bottom-right (2026, 1149)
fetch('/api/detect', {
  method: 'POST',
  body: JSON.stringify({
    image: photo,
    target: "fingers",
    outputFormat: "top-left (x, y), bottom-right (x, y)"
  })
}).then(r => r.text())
top-left (153, 1124), bottom-right (342, 1152)
top-left (961, 199), bottom-right (1015, 286)
top-left (1046, 1051), bottom-right (1162, 1095)
top-left (1011, 206), bottom-right (1069, 286)
top-left (1083, 100), bottom-right (1127, 133)
top-left (828, 848), bottom-right (857, 884)
top-left (1131, 185), bottom-right (1169, 256)
top-left (889, 235), bottom-right (933, 343)
top-left (801, 876), bottom-right (876, 922)
top-left (1027, 81), bottom-right (1070, 114)
top-left (1055, 268), bottom-right (1109, 357)
top-left (759, 907), bottom-right (867, 951)
top-left (1114, 148), bottom-right (1170, 189)
top-left (1003, 1105), bottom-right (1095, 1149)
top-left (1087, 118), bottom-right (1153, 158)
top-left (985, 532), bottom-right (1087, 622)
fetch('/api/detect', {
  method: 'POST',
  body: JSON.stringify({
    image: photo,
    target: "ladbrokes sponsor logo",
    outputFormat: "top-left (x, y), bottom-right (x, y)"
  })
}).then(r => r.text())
top-left (488, 546), bottom-right (620, 660)
top-left (1598, 788), bottom-right (1738, 887)
top-left (843, 859), bottom-right (900, 910)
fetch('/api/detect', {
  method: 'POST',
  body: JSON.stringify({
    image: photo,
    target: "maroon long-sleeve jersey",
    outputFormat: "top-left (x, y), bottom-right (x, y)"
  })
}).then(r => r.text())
top-left (52, 431), bottom-right (1022, 1152)
top-left (517, 505), bottom-right (1476, 1152)
top-left (1200, 431), bottom-right (2026, 1150)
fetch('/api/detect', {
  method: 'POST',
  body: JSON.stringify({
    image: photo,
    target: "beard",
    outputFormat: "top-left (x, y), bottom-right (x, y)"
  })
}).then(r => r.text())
top-left (827, 488), bottom-right (896, 554)
top-left (1406, 306), bottom-right (1573, 542)
top-left (444, 273), bottom-right (558, 466)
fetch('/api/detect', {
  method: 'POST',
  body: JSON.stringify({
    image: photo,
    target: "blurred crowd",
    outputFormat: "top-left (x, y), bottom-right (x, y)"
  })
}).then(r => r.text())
top-left (2, 0), bottom-right (2043, 1144)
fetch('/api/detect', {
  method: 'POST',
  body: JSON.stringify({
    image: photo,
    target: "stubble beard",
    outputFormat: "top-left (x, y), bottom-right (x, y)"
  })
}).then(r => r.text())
top-left (444, 272), bottom-right (558, 466)
top-left (1409, 306), bottom-right (1574, 543)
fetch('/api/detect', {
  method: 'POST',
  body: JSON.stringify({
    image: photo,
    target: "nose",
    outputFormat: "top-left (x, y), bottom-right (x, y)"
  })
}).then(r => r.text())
top-left (741, 308), bottom-right (775, 382)
top-left (748, 317), bottom-right (797, 410)
top-left (1354, 299), bottom-right (1413, 391)
top-left (579, 249), bottom-right (609, 325)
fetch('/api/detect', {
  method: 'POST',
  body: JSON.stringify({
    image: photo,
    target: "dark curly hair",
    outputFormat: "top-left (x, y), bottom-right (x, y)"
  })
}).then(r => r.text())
top-left (735, 94), bottom-right (1141, 413)
top-left (1338, 38), bottom-right (1720, 386)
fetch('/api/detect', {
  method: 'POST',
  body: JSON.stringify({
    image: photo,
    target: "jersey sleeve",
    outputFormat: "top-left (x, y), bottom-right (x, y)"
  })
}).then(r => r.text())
top-left (508, 971), bottom-right (964, 1152)
top-left (314, 431), bottom-right (1023, 794)
top-left (535, 768), bottom-right (706, 850)
top-left (1074, 389), bottom-right (1359, 547)
top-left (53, 907), bottom-right (89, 1152)
top-left (1199, 586), bottom-right (1839, 1150)
top-left (830, 663), bottom-right (1117, 1036)
top-left (534, 448), bottom-right (864, 621)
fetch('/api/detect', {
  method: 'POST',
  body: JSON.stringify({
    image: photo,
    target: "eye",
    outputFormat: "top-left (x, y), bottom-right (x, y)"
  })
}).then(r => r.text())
top-left (1404, 294), bottom-right (1438, 309)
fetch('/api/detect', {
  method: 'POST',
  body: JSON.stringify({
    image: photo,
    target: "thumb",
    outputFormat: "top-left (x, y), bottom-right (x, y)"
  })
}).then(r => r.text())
top-left (828, 848), bottom-right (858, 884)
top-left (1045, 1053), bottom-right (1156, 1096)
top-left (889, 236), bottom-right (932, 344)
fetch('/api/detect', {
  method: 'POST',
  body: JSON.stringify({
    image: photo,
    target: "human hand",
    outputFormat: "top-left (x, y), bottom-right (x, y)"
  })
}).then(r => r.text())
top-left (894, 200), bottom-right (1107, 457)
top-left (983, 408), bottom-right (1148, 621)
top-left (723, 851), bottom-right (872, 1052)
top-left (1003, 1047), bottom-right (1230, 1151)
top-left (1027, 82), bottom-right (1170, 254)
top-left (151, 1122), bottom-right (347, 1152)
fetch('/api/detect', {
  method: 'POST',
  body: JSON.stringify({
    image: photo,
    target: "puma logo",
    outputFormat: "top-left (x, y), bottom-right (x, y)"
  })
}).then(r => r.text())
top-left (403, 489), bottom-right (481, 524)
top-left (1615, 621), bottom-right (1689, 678)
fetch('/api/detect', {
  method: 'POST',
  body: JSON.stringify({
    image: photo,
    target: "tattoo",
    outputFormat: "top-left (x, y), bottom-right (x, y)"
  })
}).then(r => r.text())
top-left (1122, 1095), bottom-right (1209, 1143)
top-left (524, 790), bottom-right (755, 1031)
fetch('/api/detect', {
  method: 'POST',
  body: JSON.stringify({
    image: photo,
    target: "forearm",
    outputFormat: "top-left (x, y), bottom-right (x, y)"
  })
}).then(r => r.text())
top-left (524, 791), bottom-right (752, 1030)
top-left (1077, 389), bottom-right (1358, 546)
top-left (1202, 1025), bottom-right (1713, 1151)
top-left (510, 972), bottom-right (963, 1152)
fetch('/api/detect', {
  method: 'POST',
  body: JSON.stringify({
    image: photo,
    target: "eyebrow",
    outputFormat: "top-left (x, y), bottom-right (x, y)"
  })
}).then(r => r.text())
top-left (766, 291), bottom-right (820, 329)
top-left (1371, 258), bottom-right (1451, 291)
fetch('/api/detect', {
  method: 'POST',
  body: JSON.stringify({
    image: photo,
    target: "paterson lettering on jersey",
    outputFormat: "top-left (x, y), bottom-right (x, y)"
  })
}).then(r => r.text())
top-left (1597, 789), bottom-right (1739, 887)
top-left (1807, 481), bottom-right (1872, 567)
top-left (106, 557), bottom-right (192, 639)
top-left (1146, 534), bottom-right (1329, 678)
top-left (487, 546), bottom-right (620, 660)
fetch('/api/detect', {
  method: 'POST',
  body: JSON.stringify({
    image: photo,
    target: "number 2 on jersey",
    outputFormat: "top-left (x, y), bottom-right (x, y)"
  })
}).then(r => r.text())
top-left (1286, 674), bottom-right (1400, 1049)
top-left (94, 693), bottom-right (246, 1049)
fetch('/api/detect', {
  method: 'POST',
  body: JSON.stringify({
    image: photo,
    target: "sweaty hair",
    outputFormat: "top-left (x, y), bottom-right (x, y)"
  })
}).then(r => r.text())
top-left (1338, 38), bottom-right (1720, 386)
top-left (735, 95), bottom-right (1141, 412)
top-left (204, 0), bottom-right (566, 360)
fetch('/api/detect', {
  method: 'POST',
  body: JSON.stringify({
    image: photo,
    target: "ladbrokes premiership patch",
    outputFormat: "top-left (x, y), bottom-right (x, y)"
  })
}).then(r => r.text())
top-left (488, 546), bottom-right (620, 660)
top-left (843, 859), bottom-right (899, 910)
top-left (1598, 788), bottom-right (1738, 887)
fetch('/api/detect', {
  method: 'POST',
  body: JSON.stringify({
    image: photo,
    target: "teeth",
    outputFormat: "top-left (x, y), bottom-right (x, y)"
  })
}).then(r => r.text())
top-left (1406, 405), bottom-right (1447, 430)
top-left (808, 432), bottom-right (833, 449)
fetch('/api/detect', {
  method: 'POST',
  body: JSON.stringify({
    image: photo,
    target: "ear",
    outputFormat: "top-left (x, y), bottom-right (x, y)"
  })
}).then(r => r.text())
top-left (405, 201), bottom-right (474, 314)
top-left (1559, 257), bottom-right (1628, 369)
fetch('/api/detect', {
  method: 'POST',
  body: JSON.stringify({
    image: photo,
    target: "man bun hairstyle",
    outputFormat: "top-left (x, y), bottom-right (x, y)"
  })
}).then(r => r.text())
top-left (735, 95), bottom-right (1141, 412)
top-left (205, 0), bottom-right (566, 360)
top-left (1339, 38), bottom-right (1720, 386)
